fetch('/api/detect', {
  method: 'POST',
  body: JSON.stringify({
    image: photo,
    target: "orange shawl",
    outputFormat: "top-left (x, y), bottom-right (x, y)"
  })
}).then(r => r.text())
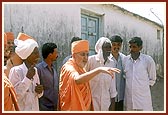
top-left (59, 59), bottom-right (92, 111)
top-left (4, 75), bottom-right (19, 111)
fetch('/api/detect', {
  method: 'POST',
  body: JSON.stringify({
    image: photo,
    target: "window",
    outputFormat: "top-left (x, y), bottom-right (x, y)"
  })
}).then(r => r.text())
top-left (157, 29), bottom-right (161, 40)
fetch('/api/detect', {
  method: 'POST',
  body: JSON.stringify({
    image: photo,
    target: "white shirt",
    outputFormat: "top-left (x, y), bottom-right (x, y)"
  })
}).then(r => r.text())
top-left (86, 55), bottom-right (117, 111)
top-left (8, 63), bottom-right (43, 111)
top-left (123, 53), bottom-right (156, 111)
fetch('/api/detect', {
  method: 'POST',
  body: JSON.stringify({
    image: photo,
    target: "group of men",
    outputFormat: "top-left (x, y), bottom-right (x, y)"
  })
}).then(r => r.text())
top-left (3, 32), bottom-right (156, 111)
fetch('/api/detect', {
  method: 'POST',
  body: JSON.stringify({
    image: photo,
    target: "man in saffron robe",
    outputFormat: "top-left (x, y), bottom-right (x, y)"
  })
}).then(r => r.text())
top-left (3, 33), bottom-right (19, 111)
top-left (4, 75), bottom-right (20, 111)
top-left (59, 40), bottom-right (120, 111)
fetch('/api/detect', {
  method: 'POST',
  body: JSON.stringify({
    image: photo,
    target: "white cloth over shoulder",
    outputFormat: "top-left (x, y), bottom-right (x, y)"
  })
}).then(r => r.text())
top-left (85, 37), bottom-right (117, 111)
top-left (14, 39), bottom-right (38, 60)
top-left (86, 55), bottom-right (117, 111)
top-left (8, 63), bottom-right (43, 111)
top-left (95, 37), bottom-right (111, 63)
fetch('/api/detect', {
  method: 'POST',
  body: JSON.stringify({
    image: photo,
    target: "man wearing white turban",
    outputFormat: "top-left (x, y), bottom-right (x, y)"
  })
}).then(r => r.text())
top-left (8, 33), bottom-right (44, 111)
top-left (85, 37), bottom-right (117, 111)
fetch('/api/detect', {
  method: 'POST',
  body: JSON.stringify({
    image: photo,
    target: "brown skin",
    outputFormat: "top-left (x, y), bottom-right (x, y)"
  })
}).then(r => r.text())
top-left (25, 47), bottom-right (40, 79)
top-left (9, 53), bottom-right (23, 66)
top-left (129, 43), bottom-right (142, 60)
top-left (24, 47), bottom-right (43, 94)
top-left (44, 48), bottom-right (58, 71)
top-left (4, 47), bottom-right (10, 65)
top-left (35, 83), bottom-right (43, 94)
top-left (111, 42), bottom-right (122, 60)
top-left (102, 42), bottom-right (111, 64)
top-left (109, 98), bottom-right (115, 111)
top-left (7, 40), bottom-right (14, 55)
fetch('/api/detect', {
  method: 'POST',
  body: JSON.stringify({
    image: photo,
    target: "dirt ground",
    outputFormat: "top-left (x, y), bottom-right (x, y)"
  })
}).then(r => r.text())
top-left (151, 76), bottom-right (164, 111)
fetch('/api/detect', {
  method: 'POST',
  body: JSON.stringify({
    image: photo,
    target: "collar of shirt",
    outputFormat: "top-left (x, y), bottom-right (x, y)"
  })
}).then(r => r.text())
top-left (22, 62), bottom-right (28, 72)
top-left (128, 53), bottom-right (143, 62)
top-left (41, 61), bottom-right (54, 68)
top-left (110, 53), bottom-right (122, 62)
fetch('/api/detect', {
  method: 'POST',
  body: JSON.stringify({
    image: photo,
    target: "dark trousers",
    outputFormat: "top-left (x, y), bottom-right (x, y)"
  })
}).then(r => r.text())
top-left (39, 103), bottom-right (57, 111)
top-left (115, 100), bottom-right (124, 111)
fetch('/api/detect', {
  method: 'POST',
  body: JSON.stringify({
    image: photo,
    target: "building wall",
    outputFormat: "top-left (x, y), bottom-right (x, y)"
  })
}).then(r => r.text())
top-left (103, 4), bottom-right (163, 56)
top-left (81, 4), bottom-right (164, 77)
top-left (4, 4), bottom-right (82, 72)
top-left (3, 3), bottom-right (164, 76)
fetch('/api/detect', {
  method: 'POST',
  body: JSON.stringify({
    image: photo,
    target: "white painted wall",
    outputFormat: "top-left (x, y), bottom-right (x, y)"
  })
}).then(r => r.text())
top-left (4, 4), bottom-right (82, 72)
top-left (3, 3), bottom-right (164, 76)
top-left (80, 4), bottom-right (164, 76)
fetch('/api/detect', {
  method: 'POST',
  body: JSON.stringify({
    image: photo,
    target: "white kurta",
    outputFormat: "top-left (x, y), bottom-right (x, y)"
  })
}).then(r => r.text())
top-left (8, 63), bottom-right (43, 111)
top-left (86, 55), bottom-right (117, 111)
top-left (123, 53), bottom-right (156, 111)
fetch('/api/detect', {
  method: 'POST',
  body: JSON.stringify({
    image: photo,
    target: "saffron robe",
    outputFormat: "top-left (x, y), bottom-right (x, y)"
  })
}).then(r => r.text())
top-left (4, 74), bottom-right (19, 111)
top-left (59, 59), bottom-right (92, 111)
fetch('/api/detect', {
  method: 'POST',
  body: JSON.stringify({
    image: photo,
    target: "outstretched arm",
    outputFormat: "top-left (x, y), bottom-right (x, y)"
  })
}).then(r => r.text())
top-left (75, 67), bottom-right (120, 84)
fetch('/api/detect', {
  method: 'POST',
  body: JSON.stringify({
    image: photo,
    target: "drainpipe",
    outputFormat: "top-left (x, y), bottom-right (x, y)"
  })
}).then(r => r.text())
top-left (150, 8), bottom-right (164, 39)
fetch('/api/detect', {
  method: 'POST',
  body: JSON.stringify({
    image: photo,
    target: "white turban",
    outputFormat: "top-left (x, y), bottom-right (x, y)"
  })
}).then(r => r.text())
top-left (95, 37), bottom-right (111, 63)
top-left (14, 39), bottom-right (38, 60)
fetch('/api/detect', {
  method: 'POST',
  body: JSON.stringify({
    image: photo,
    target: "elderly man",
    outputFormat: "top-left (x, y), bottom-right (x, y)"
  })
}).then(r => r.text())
top-left (62, 36), bottom-right (82, 66)
top-left (8, 33), bottom-right (43, 111)
top-left (5, 32), bottom-right (14, 54)
top-left (59, 40), bottom-right (120, 111)
top-left (86, 37), bottom-right (117, 111)
top-left (4, 32), bottom-right (14, 65)
top-left (3, 33), bottom-right (19, 111)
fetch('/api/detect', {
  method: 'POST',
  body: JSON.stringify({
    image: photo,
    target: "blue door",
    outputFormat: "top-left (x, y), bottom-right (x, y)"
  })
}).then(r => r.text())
top-left (81, 14), bottom-right (99, 55)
